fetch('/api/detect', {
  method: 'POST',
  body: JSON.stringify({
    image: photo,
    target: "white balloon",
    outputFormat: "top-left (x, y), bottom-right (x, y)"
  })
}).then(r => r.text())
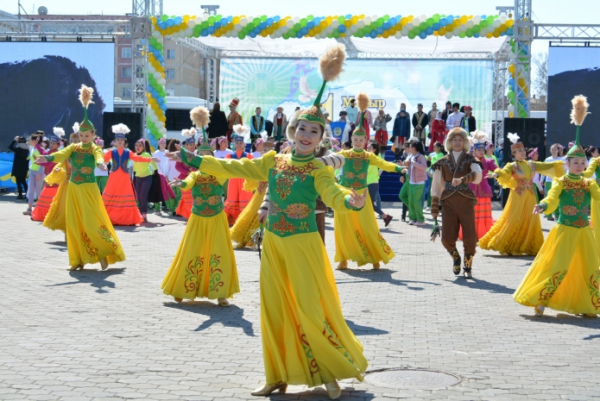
top-left (152, 30), bottom-right (161, 38)
top-left (159, 78), bottom-right (166, 86)
top-left (493, 19), bottom-right (501, 27)
top-left (394, 31), bottom-right (402, 38)
top-left (293, 16), bottom-right (300, 23)
top-left (150, 115), bottom-right (158, 123)
top-left (460, 24), bottom-right (468, 32)
top-left (419, 14), bottom-right (427, 22)
top-left (364, 16), bottom-right (371, 24)
top-left (371, 15), bottom-right (378, 21)
top-left (445, 32), bottom-right (453, 39)
top-left (160, 127), bottom-right (167, 135)
top-left (286, 19), bottom-right (294, 28)
top-left (331, 20), bottom-right (339, 28)
top-left (412, 17), bottom-right (420, 25)
top-left (240, 18), bottom-right (248, 26)
top-left (153, 72), bottom-right (161, 79)
top-left (195, 17), bottom-right (203, 24)
top-left (499, 15), bottom-right (507, 24)
top-left (507, 104), bottom-right (514, 113)
top-left (472, 16), bottom-right (481, 24)
top-left (357, 20), bottom-right (365, 28)
top-left (466, 20), bottom-right (474, 28)
top-left (405, 22), bottom-right (414, 30)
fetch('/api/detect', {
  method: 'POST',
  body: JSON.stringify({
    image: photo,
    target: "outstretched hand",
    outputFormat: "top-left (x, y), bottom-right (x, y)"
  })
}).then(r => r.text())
top-left (169, 178), bottom-right (182, 188)
top-left (35, 155), bottom-right (48, 164)
top-left (486, 172), bottom-right (497, 179)
top-left (348, 188), bottom-right (368, 209)
top-left (533, 205), bottom-right (543, 215)
top-left (165, 151), bottom-right (182, 162)
top-left (97, 163), bottom-right (108, 172)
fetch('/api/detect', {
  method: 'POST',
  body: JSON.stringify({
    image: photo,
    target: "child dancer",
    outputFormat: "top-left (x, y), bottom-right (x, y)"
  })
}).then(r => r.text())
top-left (514, 95), bottom-right (600, 317)
top-left (469, 132), bottom-right (497, 239)
top-left (335, 93), bottom-right (401, 270)
top-left (148, 138), bottom-right (176, 216)
top-left (23, 132), bottom-right (45, 216)
top-left (224, 126), bottom-right (254, 226)
top-left (162, 106), bottom-right (239, 306)
top-left (166, 139), bottom-right (182, 214)
top-left (101, 124), bottom-right (151, 226)
top-left (480, 133), bottom-right (565, 256)
top-left (174, 45), bottom-right (368, 399)
top-left (36, 85), bottom-right (125, 270)
top-left (31, 128), bottom-right (63, 222)
top-left (428, 112), bottom-right (447, 152)
top-left (399, 138), bottom-right (428, 226)
top-left (94, 138), bottom-right (109, 193)
top-left (175, 130), bottom-right (197, 219)
top-left (132, 139), bottom-right (157, 222)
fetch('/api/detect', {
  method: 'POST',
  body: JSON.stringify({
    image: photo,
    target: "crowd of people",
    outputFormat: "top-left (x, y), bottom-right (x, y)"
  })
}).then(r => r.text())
top-left (7, 44), bottom-right (600, 399)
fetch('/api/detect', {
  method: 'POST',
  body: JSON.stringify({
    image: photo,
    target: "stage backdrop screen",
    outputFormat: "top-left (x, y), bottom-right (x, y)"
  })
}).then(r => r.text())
top-left (0, 42), bottom-right (114, 148)
top-left (548, 46), bottom-right (600, 148)
top-left (219, 58), bottom-right (493, 135)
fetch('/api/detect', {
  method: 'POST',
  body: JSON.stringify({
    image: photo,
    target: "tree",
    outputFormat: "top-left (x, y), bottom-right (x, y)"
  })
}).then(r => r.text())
top-left (532, 52), bottom-right (548, 98)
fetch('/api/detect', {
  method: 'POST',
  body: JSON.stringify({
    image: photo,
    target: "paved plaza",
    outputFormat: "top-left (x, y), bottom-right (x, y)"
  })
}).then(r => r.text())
top-left (1, 193), bottom-right (600, 401)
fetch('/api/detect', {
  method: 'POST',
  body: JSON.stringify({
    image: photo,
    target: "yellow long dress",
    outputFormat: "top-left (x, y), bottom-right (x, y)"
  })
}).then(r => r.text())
top-left (181, 149), bottom-right (368, 387)
top-left (479, 160), bottom-right (565, 256)
top-left (47, 143), bottom-right (126, 267)
top-left (583, 156), bottom-right (600, 251)
top-left (229, 179), bottom-right (265, 249)
top-left (43, 161), bottom-right (70, 232)
top-left (513, 175), bottom-right (600, 315)
top-left (334, 149), bottom-right (400, 266)
top-left (161, 171), bottom-right (239, 300)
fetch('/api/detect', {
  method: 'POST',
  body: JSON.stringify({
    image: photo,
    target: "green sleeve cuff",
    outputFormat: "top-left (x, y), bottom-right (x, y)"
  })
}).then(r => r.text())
top-left (539, 202), bottom-right (548, 211)
top-left (345, 195), bottom-right (364, 211)
top-left (395, 165), bottom-right (401, 173)
top-left (47, 155), bottom-right (55, 162)
top-left (182, 148), bottom-right (202, 169)
top-left (180, 181), bottom-right (188, 190)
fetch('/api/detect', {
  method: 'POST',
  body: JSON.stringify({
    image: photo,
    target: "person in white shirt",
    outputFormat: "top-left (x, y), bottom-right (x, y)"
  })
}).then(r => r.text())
top-left (445, 102), bottom-right (465, 129)
top-left (345, 98), bottom-right (358, 128)
top-left (153, 137), bottom-right (170, 177)
top-left (543, 143), bottom-right (565, 221)
top-left (213, 136), bottom-right (234, 159)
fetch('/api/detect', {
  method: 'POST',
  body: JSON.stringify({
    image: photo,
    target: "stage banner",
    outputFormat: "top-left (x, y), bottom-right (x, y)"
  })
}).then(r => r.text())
top-left (220, 58), bottom-right (494, 136)
top-left (329, 122), bottom-right (346, 140)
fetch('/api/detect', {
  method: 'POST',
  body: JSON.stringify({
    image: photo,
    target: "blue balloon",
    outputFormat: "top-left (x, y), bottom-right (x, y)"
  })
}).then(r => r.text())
top-left (167, 19), bottom-right (174, 27)
top-left (158, 22), bottom-right (166, 30)
top-left (302, 27), bottom-right (309, 35)
top-left (227, 16), bottom-right (233, 22)
top-left (249, 32), bottom-right (256, 38)
top-left (388, 18), bottom-right (396, 25)
top-left (426, 27), bottom-right (433, 34)
top-left (369, 31), bottom-right (377, 39)
top-left (446, 15), bottom-right (454, 23)
top-left (481, 15), bottom-right (487, 20)
top-left (338, 25), bottom-right (346, 33)
top-left (307, 21), bottom-right (314, 29)
top-left (377, 27), bottom-right (384, 34)
top-left (266, 18), bottom-right (273, 25)
top-left (314, 17), bottom-right (320, 24)
top-left (296, 31), bottom-right (303, 38)
top-left (220, 18), bottom-right (228, 25)
top-left (383, 22), bottom-right (391, 30)
top-left (201, 30), bottom-right (208, 37)
top-left (419, 32), bottom-right (427, 39)
top-left (440, 18), bottom-right (447, 26)
top-left (507, 28), bottom-right (513, 36)
top-left (207, 26), bottom-right (215, 34)
top-left (175, 17), bottom-right (182, 25)
top-left (259, 22), bottom-right (267, 30)
top-left (508, 78), bottom-right (515, 87)
top-left (433, 23), bottom-right (440, 30)
top-left (474, 32), bottom-right (480, 38)
top-left (274, 15), bottom-right (280, 22)
top-left (213, 22), bottom-right (221, 29)
top-left (346, 14), bottom-right (352, 19)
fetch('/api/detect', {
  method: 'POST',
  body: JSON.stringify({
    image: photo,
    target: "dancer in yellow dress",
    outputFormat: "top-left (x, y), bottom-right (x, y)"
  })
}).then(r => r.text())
top-left (162, 107), bottom-right (239, 306)
top-left (514, 95), bottom-right (600, 317)
top-left (480, 133), bottom-right (565, 256)
top-left (172, 44), bottom-right (368, 399)
top-left (335, 93), bottom-right (401, 270)
top-left (36, 85), bottom-right (125, 270)
top-left (583, 145), bottom-right (600, 251)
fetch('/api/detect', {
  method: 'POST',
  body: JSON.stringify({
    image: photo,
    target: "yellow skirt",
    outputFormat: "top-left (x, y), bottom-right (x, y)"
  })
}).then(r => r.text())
top-left (334, 190), bottom-right (395, 265)
top-left (479, 189), bottom-right (543, 256)
top-left (230, 188), bottom-right (263, 249)
top-left (162, 211), bottom-right (239, 300)
top-left (43, 181), bottom-right (69, 232)
top-left (591, 199), bottom-right (600, 252)
top-left (65, 182), bottom-right (126, 267)
top-left (260, 230), bottom-right (368, 387)
top-left (513, 224), bottom-right (600, 315)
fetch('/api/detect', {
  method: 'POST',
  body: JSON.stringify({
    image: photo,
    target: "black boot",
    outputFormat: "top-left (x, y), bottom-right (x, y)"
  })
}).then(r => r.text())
top-left (449, 249), bottom-right (461, 275)
top-left (463, 254), bottom-right (473, 279)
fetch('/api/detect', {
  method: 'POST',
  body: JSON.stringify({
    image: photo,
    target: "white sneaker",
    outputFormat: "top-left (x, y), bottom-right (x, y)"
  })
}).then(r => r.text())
top-left (408, 220), bottom-right (416, 225)
top-left (414, 221), bottom-right (426, 226)
top-left (534, 305), bottom-right (545, 316)
top-left (425, 207), bottom-right (431, 212)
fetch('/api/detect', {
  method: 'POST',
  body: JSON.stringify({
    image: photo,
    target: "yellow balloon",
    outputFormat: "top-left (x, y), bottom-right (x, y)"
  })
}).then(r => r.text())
top-left (344, 20), bottom-right (351, 28)
top-left (401, 17), bottom-right (407, 25)
top-left (518, 77), bottom-right (526, 87)
top-left (383, 32), bottom-right (390, 38)
top-left (233, 16), bottom-right (240, 24)
top-left (320, 20), bottom-right (327, 28)
top-left (326, 16), bottom-right (332, 23)
top-left (460, 16), bottom-right (467, 24)
top-left (407, 15), bottom-right (413, 22)
top-left (506, 19), bottom-right (514, 27)
top-left (183, 15), bottom-right (190, 23)
top-left (508, 64), bottom-right (515, 74)
top-left (351, 16), bottom-right (358, 24)
top-left (509, 112), bottom-right (514, 118)
top-left (439, 28), bottom-right (446, 35)
top-left (340, 32), bottom-right (346, 38)
top-left (486, 32), bottom-right (493, 38)
top-left (433, 31), bottom-right (439, 37)
top-left (151, 16), bottom-right (157, 24)
top-left (493, 30), bottom-right (501, 38)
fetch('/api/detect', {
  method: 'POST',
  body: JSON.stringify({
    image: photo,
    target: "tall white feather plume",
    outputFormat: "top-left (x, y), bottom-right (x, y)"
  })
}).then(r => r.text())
top-left (53, 127), bottom-right (65, 138)
top-left (182, 127), bottom-right (197, 138)
top-left (112, 123), bottom-right (131, 134)
top-left (507, 132), bottom-right (520, 145)
top-left (72, 122), bottom-right (80, 133)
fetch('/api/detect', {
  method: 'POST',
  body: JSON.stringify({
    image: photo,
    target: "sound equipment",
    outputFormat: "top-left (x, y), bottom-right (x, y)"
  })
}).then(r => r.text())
top-left (503, 118), bottom-right (546, 163)
top-left (102, 112), bottom-right (142, 150)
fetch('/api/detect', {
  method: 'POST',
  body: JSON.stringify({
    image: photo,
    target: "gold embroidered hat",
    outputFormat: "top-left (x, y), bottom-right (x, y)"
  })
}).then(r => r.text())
top-left (298, 44), bottom-right (346, 128)
top-left (567, 95), bottom-right (589, 159)
top-left (78, 85), bottom-right (95, 133)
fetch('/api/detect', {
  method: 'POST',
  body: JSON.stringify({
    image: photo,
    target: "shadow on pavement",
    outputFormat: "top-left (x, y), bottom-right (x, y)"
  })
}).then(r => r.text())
top-left (447, 277), bottom-right (515, 294)
top-left (520, 313), bottom-right (600, 338)
top-left (271, 388), bottom-right (374, 400)
top-left (337, 268), bottom-right (439, 291)
top-left (345, 319), bottom-right (389, 336)
top-left (47, 267), bottom-right (126, 294)
top-left (164, 301), bottom-right (255, 337)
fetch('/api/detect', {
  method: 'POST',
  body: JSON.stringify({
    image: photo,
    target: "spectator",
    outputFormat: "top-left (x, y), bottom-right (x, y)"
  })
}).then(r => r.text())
top-left (373, 109), bottom-right (392, 152)
top-left (249, 107), bottom-right (266, 143)
top-left (271, 106), bottom-right (287, 141)
top-left (428, 102), bottom-right (439, 125)
top-left (338, 111), bottom-right (353, 143)
top-left (23, 132), bottom-right (45, 215)
top-left (428, 111), bottom-right (447, 152)
top-left (461, 106), bottom-right (476, 133)
top-left (367, 141), bottom-right (393, 227)
top-left (411, 103), bottom-right (429, 143)
top-left (441, 101), bottom-right (452, 122)
top-left (445, 102), bottom-right (464, 129)
top-left (323, 111), bottom-right (333, 137)
top-left (207, 102), bottom-right (228, 139)
top-left (346, 98), bottom-right (358, 129)
top-left (8, 136), bottom-right (29, 200)
top-left (391, 103), bottom-right (411, 159)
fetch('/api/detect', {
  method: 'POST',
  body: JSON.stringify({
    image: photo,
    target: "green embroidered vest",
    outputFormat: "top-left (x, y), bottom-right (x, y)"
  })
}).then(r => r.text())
top-left (69, 143), bottom-right (98, 185)
top-left (189, 173), bottom-right (224, 217)
top-left (266, 153), bottom-right (320, 238)
top-left (339, 149), bottom-right (370, 190)
top-left (556, 175), bottom-right (591, 228)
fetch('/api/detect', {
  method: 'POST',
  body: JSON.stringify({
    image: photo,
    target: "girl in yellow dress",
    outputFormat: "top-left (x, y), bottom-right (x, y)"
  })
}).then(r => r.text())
top-left (36, 85), bottom-right (125, 270)
top-left (335, 93), bottom-right (401, 270)
top-left (172, 45), bottom-right (368, 400)
top-left (162, 107), bottom-right (239, 306)
top-left (583, 146), bottom-right (600, 251)
top-left (514, 95), bottom-right (600, 317)
top-left (480, 133), bottom-right (565, 256)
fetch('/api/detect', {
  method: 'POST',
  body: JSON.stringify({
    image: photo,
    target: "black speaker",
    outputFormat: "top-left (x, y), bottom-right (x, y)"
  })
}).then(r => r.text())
top-left (102, 112), bottom-right (142, 151)
top-left (503, 118), bottom-right (546, 162)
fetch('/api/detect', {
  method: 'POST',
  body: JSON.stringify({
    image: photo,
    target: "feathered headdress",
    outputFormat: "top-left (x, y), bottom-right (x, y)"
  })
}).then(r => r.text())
top-left (507, 132), bottom-right (524, 153)
top-left (233, 124), bottom-right (251, 143)
top-left (471, 130), bottom-right (489, 150)
top-left (50, 127), bottom-right (65, 143)
top-left (190, 106), bottom-right (211, 150)
top-left (78, 84), bottom-right (95, 133)
top-left (112, 123), bottom-right (131, 139)
top-left (182, 127), bottom-right (197, 145)
top-left (352, 92), bottom-right (370, 137)
top-left (567, 95), bottom-right (590, 158)
top-left (297, 44), bottom-right (346, 128)
top-left (72, 122), bottom-right (80, 134)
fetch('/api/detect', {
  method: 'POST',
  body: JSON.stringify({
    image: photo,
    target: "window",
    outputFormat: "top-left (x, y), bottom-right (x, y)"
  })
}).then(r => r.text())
top-left (166, 49), bottom-right (175, 59)
top-left (122, 87), bottom-right (131, 98)
top-left (166, 88), bottom-right (175, 96)
top-left (121, 47), bottom-right (132, 58)
top-left (122, 67), bottom-right (132, 78)
top-left (165, 69), bottom-right (175, 79)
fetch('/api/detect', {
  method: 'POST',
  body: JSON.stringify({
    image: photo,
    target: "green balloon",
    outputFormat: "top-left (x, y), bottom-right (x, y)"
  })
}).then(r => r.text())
top-left (487, 16), bottom-right (494, 23)
top-left (282, 33), bottom-right (289, 40)
top-left (260, 15), bottom-right (267, 21)
top-left (294, 23), bottom-right (301, 30)
top-left (408, 32), bottom-right (416, 39)
top-left (215, 14), bottom-right (222, 21)
top-left (377, 18), bottom-right (384, 25)
top-left (383, 14), bottom-right (390, 21)
top-left (507, 91), bottom-right (515, 99)
top-left (333, 30), bottom-right (340, 38)
top-left (208, 16), bottom-right (215, 24)
top-left (201, 21), bottom-right (209, 29)
top-left (480, 20), bottom-right (488, 28)
top-left (338, 16), bottom-right (345, 24)
top-left (238, 31), bottom-right (245, 39)
top-left (420, 22), bottom-right (427, 30)
top-left (519, 110), bottom-right (527, 118)
top-left (427, 18), bottom-right (434, 25)
top-left (473, 25), bottom-right (481, 33)
top-left (413, 28), bottom-right (421, 35)
top-left (466, 30), bottom-right (473, 38)
top-left (300, 19), bottom-right (307, 27)
top-left (307, 15), bottom-right (314, 20)
top-left (459, 32), bottom-right (466, 38)
top-left (433, 14), bottom-right (440, 22)
top-left (160, 15), bottom-right (168, 22)
top-left (253, 17), bottom-right (260, 25)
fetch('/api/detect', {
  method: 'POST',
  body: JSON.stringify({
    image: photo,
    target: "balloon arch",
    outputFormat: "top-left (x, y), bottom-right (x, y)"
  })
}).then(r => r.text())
top-left (144, 13), bottom-right (526, 145)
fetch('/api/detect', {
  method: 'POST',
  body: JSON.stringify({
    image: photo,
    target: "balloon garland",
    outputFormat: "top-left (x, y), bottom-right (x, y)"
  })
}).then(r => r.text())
top-left (506, 39), bottom-right (530, 119)
top-left (145, 13), bottom-right (518, 145)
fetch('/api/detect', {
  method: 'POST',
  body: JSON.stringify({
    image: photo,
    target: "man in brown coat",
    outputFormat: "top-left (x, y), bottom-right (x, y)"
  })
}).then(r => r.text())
top-left (430, 128), bottom-right (483, 278)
